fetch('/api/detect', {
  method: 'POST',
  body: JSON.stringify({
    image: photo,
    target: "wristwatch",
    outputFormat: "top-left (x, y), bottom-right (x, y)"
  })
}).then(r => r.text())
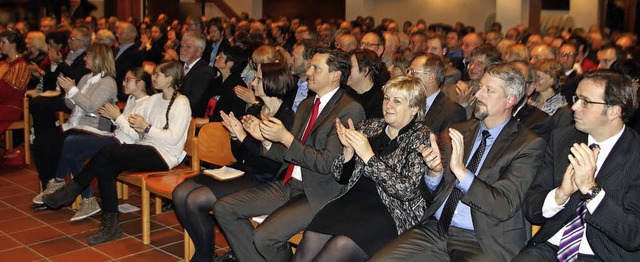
top-left (144, 124), bottom-right (153, 133)
top-left (585, 184), bottom-right (602, 200)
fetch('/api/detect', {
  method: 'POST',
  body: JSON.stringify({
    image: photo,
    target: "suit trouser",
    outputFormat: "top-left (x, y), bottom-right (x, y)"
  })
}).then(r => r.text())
top-left (514, 241), bottom-right (601, 262)
top-left (370, 219), bottom-right (488, 262)
top-left (214, 179), bottom-right (313, 262)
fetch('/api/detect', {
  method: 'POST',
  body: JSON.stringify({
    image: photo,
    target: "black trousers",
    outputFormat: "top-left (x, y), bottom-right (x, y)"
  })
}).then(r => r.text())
top-left (514, 242), bottom-right (601, 262)
top-left (73, 144), bottom-right (169, 213)
top-left (30, 95), bottom-right (68, 188)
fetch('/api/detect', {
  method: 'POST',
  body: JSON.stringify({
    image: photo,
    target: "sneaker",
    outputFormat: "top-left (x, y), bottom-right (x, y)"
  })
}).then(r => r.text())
top-left (32, 179), bottom-right (64, 204)
top-left (71, 197), bottom-right (101, 221)
top-left (213, 251), bottom-right (238, 262)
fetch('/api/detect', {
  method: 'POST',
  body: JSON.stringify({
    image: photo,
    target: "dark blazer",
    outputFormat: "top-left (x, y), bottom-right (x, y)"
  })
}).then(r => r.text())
top-left (208, 72), bottom-right (247, 122)
top-left (424, 92), bottom-right (467, 133)
top-left (263, 88), bottom-right (366, 212)
top-left (201, 38), bottom-right (230, 66)
top-left (422, 118), bottom-right (546, 261)
top-left (51, 51), bottom-right (90, 86)
top-left (523, 126), bottom-right (640, 261)
top-left (182, 59), bottom-right (219, 117)
top-left (114, 43), bottom-right (143, 101)
top-left (345, 82), bottom-right (384, 119)
top-left (514, 104), bottom-right (552, 141)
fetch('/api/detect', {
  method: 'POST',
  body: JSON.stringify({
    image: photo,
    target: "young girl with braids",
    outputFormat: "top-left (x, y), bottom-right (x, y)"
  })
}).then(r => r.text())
top-left (42, 61), bottom-right (192, 246)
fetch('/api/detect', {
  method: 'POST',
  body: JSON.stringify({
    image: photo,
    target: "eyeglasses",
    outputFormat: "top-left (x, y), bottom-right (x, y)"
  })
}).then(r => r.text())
top-left (69, 37), bottom-right (80, 41)
top-left (124, 77), bottom-right (139, 83)
top-left (360, 42), bottom-right (382, 49)
top-left (572, 95), bottom-right (609, 108)
top-left (249, 59), bottom-right (257, 70)
top-left (559, 52), bottom-right (576, 58)
top-left (406, 68), bottom-right (430, 75)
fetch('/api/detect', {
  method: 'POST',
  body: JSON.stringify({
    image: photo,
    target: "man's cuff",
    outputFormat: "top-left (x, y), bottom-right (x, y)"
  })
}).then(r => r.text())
top-left (456, 171), bottom-right (474, 193)
top-left (586, 189), bottom-right (606, 214)
top-left (542, 188), bottom-right (567, 218)
top-left (424, 170), bottom-right (444, 191)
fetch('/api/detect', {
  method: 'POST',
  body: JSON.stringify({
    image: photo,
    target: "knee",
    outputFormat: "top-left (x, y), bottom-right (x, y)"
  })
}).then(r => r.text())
top-left (213, 197), bottom-right (234, 217)
top-left (172, 181), bottom-right (194, 204)
top-left (253, 226), bottom-right (278, 251)
top-left (326, 235), bottom-right (358, 252)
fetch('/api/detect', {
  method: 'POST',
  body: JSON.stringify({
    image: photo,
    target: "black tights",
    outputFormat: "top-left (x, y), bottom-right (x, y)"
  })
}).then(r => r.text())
top-left (294, 230), bottom-right (368, 262)
top-left (172, 180), bottom-right (217, 262)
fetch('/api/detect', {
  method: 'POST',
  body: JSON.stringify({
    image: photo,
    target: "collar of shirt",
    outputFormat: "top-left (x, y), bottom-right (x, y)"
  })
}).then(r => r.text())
top-left (588, 125), bottom-right (625, 177)
top-left (565, 69), bottom-right (575, 76)
top-left (468, 116), bottom-right (512, 166)
top-left (67, 48), bottom-right (86, 64)
top-left (316, 86), bottom-right (340, 115)
top-left (184, 58), bottom-right (201, 75)
top-left (425, 89), bottom-right (440, 113)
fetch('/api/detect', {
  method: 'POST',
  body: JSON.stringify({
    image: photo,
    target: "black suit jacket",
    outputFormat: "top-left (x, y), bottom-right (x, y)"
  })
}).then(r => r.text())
top-left (514, 104), bottom-right (552, 141)
top-left (424, 92), bottom-right (467, 133)
top-left (201, 38), bottom-right (230, 66)
top-left (43, 51), bottom-right (90, 92)
top-left (115, 44), bottom-right (144, 101)
top-left (524, 126), bottom-right (640, 261)
top-left (263, 88), bottom-right (366, 212)
top-left (182, 59), bottom-right (219, 117)
top-left (422, 118), bottom-right (546, 261)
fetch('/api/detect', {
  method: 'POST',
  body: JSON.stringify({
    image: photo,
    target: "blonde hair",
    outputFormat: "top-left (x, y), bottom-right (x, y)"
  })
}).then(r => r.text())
top-left (27, 31), bottom-right (47, 53)
top-left (87, 43), bottom-right (116, 77)
top-left (382, 76), bottom-right (427, 121)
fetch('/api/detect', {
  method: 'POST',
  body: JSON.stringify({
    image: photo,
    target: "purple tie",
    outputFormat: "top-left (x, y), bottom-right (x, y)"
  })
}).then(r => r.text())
top-left (557, 201), bottom-right (587, 262)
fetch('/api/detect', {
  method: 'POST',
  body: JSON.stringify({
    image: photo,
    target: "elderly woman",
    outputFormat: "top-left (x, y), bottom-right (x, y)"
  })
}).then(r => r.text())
top-left (173, 62), bottom-right (295, 262)
top-left (0, 29), bottom-right (30, 135)
top-left (530, 59), bottom-right (567, 115)
top-left (43, 61), bottom-right (191, 245)
top-left (294, 76), bottom-right (439, 261)
top-left (32, 43), bottom-right (117, 203)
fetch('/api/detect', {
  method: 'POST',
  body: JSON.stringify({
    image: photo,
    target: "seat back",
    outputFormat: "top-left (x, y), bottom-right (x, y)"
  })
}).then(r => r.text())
top-left (184, 118), bottom-right (199, 171)
top-left (196, 122), bottom-right (236, 167)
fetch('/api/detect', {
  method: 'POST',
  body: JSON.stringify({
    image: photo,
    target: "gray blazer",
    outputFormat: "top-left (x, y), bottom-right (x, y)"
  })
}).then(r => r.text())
top-left (65, 74), bottom-right (117, 131)
top-left (423, 119), bottom-right (546, 261)
top-left (263, 88), bottom-right (366, 212)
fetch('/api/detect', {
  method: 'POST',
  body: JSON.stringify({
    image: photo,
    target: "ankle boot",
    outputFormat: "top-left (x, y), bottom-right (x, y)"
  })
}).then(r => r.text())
top-left (42, 181), bottom-right (83, 209)
top-left (87, 212), bottom-right (122, 246)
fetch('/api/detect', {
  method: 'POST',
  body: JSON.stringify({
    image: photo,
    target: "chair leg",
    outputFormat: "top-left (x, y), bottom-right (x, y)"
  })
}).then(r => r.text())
top-left (5, 130), bottom-right (13, 150)
top-left (184, 230), bottom-right (194, 262)
top-left (116, 181), bottom-right (122, 199)
top-left (142, 182), bottom-right (151, 245)
top-left (155, 196), bottom-right (162, 215)
top-left (123, 184), bottom-right (129, 200)
top-left (72, 195), bottom-right (81, 210)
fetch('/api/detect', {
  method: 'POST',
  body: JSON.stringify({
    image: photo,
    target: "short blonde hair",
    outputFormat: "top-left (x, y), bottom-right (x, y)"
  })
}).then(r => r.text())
top-left (26, 31), bottom-right (47, 53)
top-left (95, 29), bottom-right (116, 45)
top-left (382, 76), bottom-right (427, 121)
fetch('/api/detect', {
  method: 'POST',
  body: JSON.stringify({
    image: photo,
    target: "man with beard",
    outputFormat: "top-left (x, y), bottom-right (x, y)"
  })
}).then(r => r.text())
top-left (372, 63), bottom-right (546, 261)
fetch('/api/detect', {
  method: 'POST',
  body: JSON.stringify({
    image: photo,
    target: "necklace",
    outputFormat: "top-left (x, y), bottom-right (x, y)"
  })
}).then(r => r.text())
top-left (7, 54), bottom-right (19, 62)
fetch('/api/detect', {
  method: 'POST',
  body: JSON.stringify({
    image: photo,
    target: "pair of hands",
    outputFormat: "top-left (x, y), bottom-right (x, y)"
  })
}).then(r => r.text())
top-left (48, 48), bottom-right (63, 64)
top-left (220, 111), bottom-right (293, 146)
top-left (57, 75), bottom-right (75, 93)
top-left (335, 118), bottom-right (374, 163)
top-left (98, 103), bottom-right (121, 120)
top-left (128, 114), bottom-right (150, 134)
top-left (234, 85), bottom-right (258, 105)
top-left (454, 81), bottom-right (476, 105)
top-left (555, 143), bottom-right (600, 205)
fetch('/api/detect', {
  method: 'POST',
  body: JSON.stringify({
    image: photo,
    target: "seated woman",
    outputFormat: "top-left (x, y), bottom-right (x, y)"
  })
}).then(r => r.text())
top-left (234, 44), bottom-right (289, 108)
top-left (32, 68), bottom-right (153, 221)
top-left (32, 43), bottom-right (117, 204)
top-left (24, 31), bottom-right (49, 90)
top-left (529, 59), bottom-right (567, 116)
top-left (42, 61), bottom-right (192, 246)
top-left (196, 45), bottom-right (249, 126)
top-left (345, 48), bottom-right (385, 119)
top-left (173, 62), bottom-right (295, 262)
top-left (0, 29), bottom-right (30, 137)
top-left (294, 76), bottom-right (439, 261)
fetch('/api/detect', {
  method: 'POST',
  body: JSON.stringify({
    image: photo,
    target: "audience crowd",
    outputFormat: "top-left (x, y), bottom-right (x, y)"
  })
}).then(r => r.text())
top-left (1, 7), bottom-right (640, 262)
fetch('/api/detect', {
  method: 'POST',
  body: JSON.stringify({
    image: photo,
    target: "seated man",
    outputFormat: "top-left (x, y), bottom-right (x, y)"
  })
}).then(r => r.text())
top-left (214, 48), bottom-right (365, 262)
top-left (515, 71), bottom-right (640, 261)
top-left (371, 63), bottom-right (546, 261)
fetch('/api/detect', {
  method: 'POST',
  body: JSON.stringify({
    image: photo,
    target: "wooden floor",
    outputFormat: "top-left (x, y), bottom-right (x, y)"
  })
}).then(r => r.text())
top-left (0, 164), bottom-right (230, 261)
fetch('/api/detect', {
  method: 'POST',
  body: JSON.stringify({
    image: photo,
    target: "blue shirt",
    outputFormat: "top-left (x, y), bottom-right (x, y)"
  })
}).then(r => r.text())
top-left (292, 79), bottom-right (309, 112)
top-left (208, 41), bottom-right (221, 67)
top-left (425, 89), bottom-right (440, 114)
top-left (425, 117), bottom-right (510, 230)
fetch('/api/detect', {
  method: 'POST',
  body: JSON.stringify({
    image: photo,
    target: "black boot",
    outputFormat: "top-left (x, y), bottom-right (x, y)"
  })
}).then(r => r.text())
top-left (42, 181), bottom-right (83, 209)
top-left (87, 212), bottom-right (122, 246)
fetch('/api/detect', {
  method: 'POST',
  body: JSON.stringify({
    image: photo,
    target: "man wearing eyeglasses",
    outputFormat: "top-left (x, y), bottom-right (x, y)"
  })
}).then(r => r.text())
top-left (515, 71), bottom-right (640, 261)
top-left (360, 32), bottom-right (385, 57)
top-left (407, 54), bottom-right (466, 133)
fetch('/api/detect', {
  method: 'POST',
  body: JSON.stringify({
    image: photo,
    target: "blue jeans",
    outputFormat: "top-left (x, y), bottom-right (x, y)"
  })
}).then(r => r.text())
top-left (55, 133), bottom-right (119, 199)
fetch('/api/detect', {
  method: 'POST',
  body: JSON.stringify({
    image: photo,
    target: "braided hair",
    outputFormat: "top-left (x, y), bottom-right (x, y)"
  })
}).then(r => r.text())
top-left (155, 61), bottom-right (183, 130)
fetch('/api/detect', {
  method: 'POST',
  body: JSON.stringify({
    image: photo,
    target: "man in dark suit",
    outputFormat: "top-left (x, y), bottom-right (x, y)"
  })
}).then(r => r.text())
top-left (372, 63), bottom-right (546, 261)
top-left (511, 60), bottom-right (553, 141)
top-left (515, 71), bottom-right (640, 261)
top-left (114, 22), bottom-right (143, 101)
top-left (180, 31), bottom-right (219, 118)
top-left (201, 18), bottom-right (230, 68)
top-left (407, 53), bottom-right (466, 133)
top-left (214, 48), bottom-right (366, 262)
